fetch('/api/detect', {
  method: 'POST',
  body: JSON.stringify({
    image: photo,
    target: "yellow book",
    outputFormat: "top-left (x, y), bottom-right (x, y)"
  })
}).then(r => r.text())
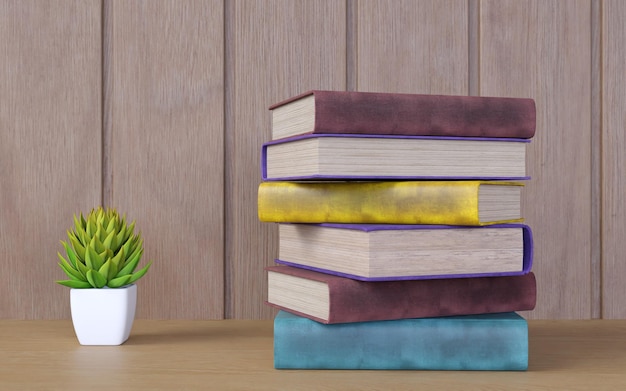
top-left (258, 181), bottom-right (524, 225)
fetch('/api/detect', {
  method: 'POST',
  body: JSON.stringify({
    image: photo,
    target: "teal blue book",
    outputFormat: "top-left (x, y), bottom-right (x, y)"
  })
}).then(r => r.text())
top-left (274, 311), bottom-right (528, 370)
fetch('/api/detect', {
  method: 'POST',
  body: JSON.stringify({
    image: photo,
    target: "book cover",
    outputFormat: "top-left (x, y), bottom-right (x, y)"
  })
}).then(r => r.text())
top-left (266, 265), bottom-right (537, 324)
top-left (261, 134), bottom-right (530, 181)
top-left (276, 223), bottom-right (533, 281)
top-left (274, 310), bottom-right (529, 370)
top-left (270, 90), bottom-right (536, 140)
top-left (258, 180), bottom-right (524, 225)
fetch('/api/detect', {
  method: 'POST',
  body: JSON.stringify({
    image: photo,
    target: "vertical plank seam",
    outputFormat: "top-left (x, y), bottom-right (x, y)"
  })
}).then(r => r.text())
top-left (346, 0), bottom-right (357, 91)
top-left (468, 0), bottom-right (480, 96)
top-left (590, 0), bottom-right (602, 319)
top-left (102, 0), bottom-right (112, 208)
top-left (223, 0), bottom-right (232, 319)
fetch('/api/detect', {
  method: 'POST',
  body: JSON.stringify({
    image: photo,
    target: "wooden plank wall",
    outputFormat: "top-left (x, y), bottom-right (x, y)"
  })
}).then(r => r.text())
top-left (104, 0), bottom-right (224, 319)
top-left (1, 0), bottom-right (624, 319)
top-left (0, 0), bottom-right (102, 319)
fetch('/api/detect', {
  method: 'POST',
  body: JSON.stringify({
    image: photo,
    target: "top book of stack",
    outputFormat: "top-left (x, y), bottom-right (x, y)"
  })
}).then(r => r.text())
top-left (270, 90), bottom-right (536, 141)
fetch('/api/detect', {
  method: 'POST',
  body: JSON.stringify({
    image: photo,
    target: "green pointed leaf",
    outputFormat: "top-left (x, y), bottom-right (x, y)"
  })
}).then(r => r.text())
top-left (100, 259), bottom-right (118, 281)
top-left (115, 225), bottom-right (127, 249)
top-left (121, 237), bottom-right (139, 264)
top-left (57, 279), bottom-right (92, 289)
top-left (58, 266), bottom-right (82, 282)
top-left (90, 234), bottom-right (105, 255)
top-left (57, 252), bottom-right (74, 273)
top-left (127, 261), bottom-right (152, 284)
top-left (99, 259), bottom-right (112, 282)
top-left (117, 248), bottom-right (143, 276)
top-left (107, 274), bottom-right (132, 288)
top-left (132, 234), bottom-right (142, 251)
top-left (96, 209), bottom-right (105, 226)
top-left (95, 224), bottom-right (105, 243)
top-left (73, 214), bottom-right (83, 231)
top-left (66, 229), bottom-right (78, 242)
top-left (57, 256), bottom-right (86, 282)
top-left (125, 220), bottom-right (136, 240)
top-left (110, 234), bottom-right (121, 253)
top-left (105, 216), bottom-right (117, 234)
top-left (74, 256), bottom-right (88, 278)
top-left (85, 244), bottom-right (104, 270)
top-left (61, 241), bottom-right (78, 268)
top-left (102, 229), bottom-right (117, 251)
top-left (84, 245), bottom-right (94, 269)
top-left (86, 269), bottom-right (107, 288)
top-left (69, 235), bottom-right (86, 261)
top-left (75, 221), bottom-right (89, 245)
top-left (85, 270), bottom-right (97, 287)
top-left (86, 218), bottom-right (96, 239)
top-left (102, 248), bottom-right (113, 262)
top-left (110, 247), bottom-right (125, 270)
top-left (108, 259), bottom-right (119, 280)
top-left (122, 239), bottom-right (142, 268)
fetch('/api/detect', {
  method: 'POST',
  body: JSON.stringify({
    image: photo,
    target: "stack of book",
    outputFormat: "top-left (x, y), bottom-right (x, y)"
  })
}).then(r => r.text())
top-left (258, 90), bottom-right (537, 371)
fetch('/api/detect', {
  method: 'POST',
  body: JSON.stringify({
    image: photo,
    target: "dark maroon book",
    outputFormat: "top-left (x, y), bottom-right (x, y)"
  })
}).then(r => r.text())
top-left (270, 90), bottom-right (536, 140)
top-left (266, 265), bottom-right (537, 324)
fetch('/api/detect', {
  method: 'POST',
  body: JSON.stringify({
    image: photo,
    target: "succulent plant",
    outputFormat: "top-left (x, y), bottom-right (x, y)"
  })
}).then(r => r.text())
top-left (57, 207), bottom-right (152, 288)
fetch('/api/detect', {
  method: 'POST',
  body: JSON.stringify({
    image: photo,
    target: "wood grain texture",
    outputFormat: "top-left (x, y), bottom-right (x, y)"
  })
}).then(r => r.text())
top-left (468, 0), bottom-right (480, 95)
top-left (481, 1), bottom-right (592, 319)
top-left (357, 0), bottom-right (469, 94)
top-left (2, 320), bottom-right (626, 390)
top-left (105, 0), bottom-right (224, 319)
top-left (590, 0), bottom-right (601, 319)
top-left (602, 0), bottom-right (626, 319)
top-left (0, 1), bottom-right (101, 319)
top-left (225, 0), bottom-right (347, 319)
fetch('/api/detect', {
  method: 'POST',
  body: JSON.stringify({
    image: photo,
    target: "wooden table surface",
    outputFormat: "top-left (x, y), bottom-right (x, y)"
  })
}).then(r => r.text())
top-left (1, 319), bottom-right (625, 390)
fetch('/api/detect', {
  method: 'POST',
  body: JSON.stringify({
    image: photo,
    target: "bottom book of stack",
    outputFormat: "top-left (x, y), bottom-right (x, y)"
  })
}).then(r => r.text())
top-left (274, 310), bottom-right (528, 371)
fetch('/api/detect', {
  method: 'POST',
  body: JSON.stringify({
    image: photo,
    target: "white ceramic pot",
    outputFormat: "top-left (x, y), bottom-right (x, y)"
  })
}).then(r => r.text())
top-left (70, 284), bottom-right (137, 345)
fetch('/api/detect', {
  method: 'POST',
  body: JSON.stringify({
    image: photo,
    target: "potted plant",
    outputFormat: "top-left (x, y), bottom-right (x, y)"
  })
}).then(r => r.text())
top-left (56, 207), bottom-right (152, 345)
